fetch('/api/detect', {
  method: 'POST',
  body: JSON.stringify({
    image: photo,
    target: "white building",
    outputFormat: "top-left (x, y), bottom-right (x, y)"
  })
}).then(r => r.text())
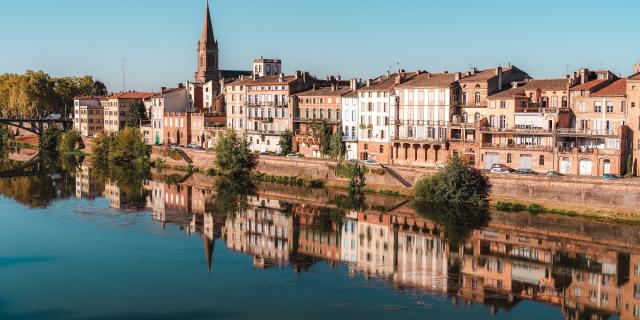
top-left (341, 80), bottom-right (360, 160)
top-left (149, 87), bottom-right (190, 145)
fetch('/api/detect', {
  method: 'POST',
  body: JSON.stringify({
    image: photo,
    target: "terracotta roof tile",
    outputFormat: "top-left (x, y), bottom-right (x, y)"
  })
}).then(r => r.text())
top-left (570, 79), bottom-right (607, 91)
top-left (295, 86), bottom-right (353, 97)
top-left (628, 72), bottom-right (640, 80)
top-left (396, 72), bottom-right (457, 88)
top-left (521, 79), bottom-right (569, 91)
top-left (108, 91), bottom-right (155, 99)
top-left (591, 79), bottom-right (626, 97)
top-left (358, 72), bottom-right (418, 92)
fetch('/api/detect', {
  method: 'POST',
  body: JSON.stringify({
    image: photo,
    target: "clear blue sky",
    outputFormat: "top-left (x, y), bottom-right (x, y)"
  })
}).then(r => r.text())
top-left (1, 0), bottom-right (639, 91)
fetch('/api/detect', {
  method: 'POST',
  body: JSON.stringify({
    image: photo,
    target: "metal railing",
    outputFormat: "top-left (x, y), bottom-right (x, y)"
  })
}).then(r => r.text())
top-left (557, 128), bottom-right (618, 136)
top-left (245, 101), bottom-right (288, 107)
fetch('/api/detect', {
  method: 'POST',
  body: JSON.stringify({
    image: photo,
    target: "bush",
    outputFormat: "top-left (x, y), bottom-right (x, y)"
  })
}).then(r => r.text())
top-left (495, 201), bottom-right (526, 212)
top-left (414, 156), bottom-right (490, 208)
top-left (307, 179), bottom-right (325, 188)
top-left (336, 161), bottom-right (367, 192)
top-left (278, 130), bottom-right (292, 155)
top-left (91, 127), bottom-right (150, 171)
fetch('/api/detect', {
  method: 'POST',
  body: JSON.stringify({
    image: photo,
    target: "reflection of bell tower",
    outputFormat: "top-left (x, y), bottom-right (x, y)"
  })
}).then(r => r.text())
top-left (194, 0), bottom-right (219, 83)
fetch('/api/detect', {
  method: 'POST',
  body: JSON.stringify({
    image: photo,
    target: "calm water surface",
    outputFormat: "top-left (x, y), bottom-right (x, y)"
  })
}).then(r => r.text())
top-left (0, 156), bottom-right (638, 319)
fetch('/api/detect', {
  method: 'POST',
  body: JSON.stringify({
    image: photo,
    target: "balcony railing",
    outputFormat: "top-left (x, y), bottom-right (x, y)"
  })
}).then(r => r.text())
top-left (480, 143), bottom-right (553, 152)
top-left (392, 134), bottom-right (447, 142)
top-left (342, 135), bottom-right (357, 142)
top-left (514, 107), bottom-right (558, 114)
top-left (246, 129), bottom-right (279, 135)
top-left (391, 120), bottom-right (449, 126)
top-left (293, 117), bottom-right (339, 123)
top-left (479, 127), bottom-right (553, 134)
top-left (245, 101), bottom-right (288, 107)
top-left (247, 116), bottom-right (274, 122)
top-left (557, 128), bottom-right (618, 136)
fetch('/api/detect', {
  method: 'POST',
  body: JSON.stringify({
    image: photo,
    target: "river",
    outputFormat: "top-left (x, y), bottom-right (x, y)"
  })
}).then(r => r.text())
top-left (0, 154), bottom-right (638, 319)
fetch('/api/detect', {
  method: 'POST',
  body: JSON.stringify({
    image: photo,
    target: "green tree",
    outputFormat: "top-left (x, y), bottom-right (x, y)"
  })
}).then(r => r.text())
top-left (329, 128), bottom-right (345, 159)
top-left (57, 129), bottom-right (82, 154)
top-left (214, 130), bottom-right (257, 178)
top-left (127, 100), bottom-right (147, 127)
top-left (278, 129), bottom-right (293, 155)
top-left (39, 126), bottom-right (61, 151)
top-left (414, 155), bottom-right (490, 208)
top-left (336, 162), bottom-right (367, 193)
top-left (92, 80), bottom-right (108, 96)
top-left (91, 131), bottom-right (116, 167)
top-left (91, 127), bottom-right (149, 170)
top-left (318, 120), bottom-right (332, 156)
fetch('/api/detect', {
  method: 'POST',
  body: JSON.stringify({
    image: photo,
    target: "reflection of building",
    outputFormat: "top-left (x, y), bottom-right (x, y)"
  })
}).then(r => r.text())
top-left (72, 173), bottom-right (640, 320)
top-left (222, 195), bottom-right (293, 268)
top-left (74, 164), bottom-right (103, 199)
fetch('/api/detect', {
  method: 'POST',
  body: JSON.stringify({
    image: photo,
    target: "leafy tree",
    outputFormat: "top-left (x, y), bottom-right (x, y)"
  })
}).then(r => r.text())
top-left (278, 129), bottom-right (293, 155)
top-left (57, 129), bottom-right (81, 154)
top-left (318, 120), bottom-right (332, 156)
top-left (127, 100), bottom-right (147, 127)
top-left (329, 128), bottom-right (345, 159)
top-left (414, 155), bottom-right (490, 208)
top-left (39, 126), bottom-right (61, 151)
top-left (93, 80), bottom-right (108, 96)
top-left (214, 129), bottom-right (256, 178)
top-left (91, 127), bottom-right (150, 171)
top-left (336, 162), bottom-right (367, 193)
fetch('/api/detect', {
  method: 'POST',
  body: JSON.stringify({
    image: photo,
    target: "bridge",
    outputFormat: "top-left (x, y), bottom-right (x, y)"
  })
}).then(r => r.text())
top-left (0, 118), bottom-right (73, 135)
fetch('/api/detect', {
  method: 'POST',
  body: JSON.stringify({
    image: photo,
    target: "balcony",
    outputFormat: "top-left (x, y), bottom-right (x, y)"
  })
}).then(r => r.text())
top-left (480, 143), bottom-right (553, 152)
top-left (514, 106), bottom-right (558, 114)
top-left (479, 127), bottom-right (553, 135)
top-left (392, 134), bottom-right (447, 143)
top-left (246, 129), bottom-right (279, 135)
top-left (248, 115), bottom-right (274, 123)
top-left (342, 135), bottom-right (357, 142)
top-left (557, 128), bottom-right (618, 137)
top-left (245, 101), bottom-right (288, 107)
top-left (391, 120), bottom-right (449, 126)
top-left (293, 117), bottom-right (339, 124)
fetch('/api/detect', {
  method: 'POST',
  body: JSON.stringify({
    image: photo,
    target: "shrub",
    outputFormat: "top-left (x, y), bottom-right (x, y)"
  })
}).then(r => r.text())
top-left (414, 156), bottom-right (490, 208)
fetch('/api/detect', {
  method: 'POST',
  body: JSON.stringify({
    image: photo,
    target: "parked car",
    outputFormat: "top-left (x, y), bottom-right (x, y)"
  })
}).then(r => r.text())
top-left (545, 171), bottom-right (563, 177)
top-left (435, 162), bottom-right (446, 170)
top-left (364, 159), bottom-right (378, 165)
top-left (348, 159), bottom-right (359, 165)
top-left (491, 163), bottom-right (507, 170)
top-left (286, 153), bottom-right (300, 158)
top-left (603, 173), bottom-right (620, 179)
top-left (516, 168), bottom-right (537, 175)
top-left (490, 167), bottom-right (512, 174)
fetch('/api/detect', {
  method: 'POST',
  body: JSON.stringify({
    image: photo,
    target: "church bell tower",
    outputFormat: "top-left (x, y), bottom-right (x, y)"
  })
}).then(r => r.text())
top-left (194, 0), bottom-right (219, 83)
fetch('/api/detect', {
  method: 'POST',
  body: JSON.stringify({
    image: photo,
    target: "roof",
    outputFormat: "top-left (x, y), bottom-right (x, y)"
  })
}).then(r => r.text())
top-left (220, 69), bottom-right (251, 79)
top-left (628, 72), bottom-right (640, 81)
top-left (570, 79), bottom-right (607, 91)
top-left (358, 72), bottom-right (418, 92)
top-left (396, 72), bottom-right (457, 88)
top-left (486, 88), bottom-right (522, 100)
top-left (295, 86), bottom-right (353, 97)
top-left (151, 87), bottom-right (186, 98)
top-left (591, 79), bottom-right (626, 97)
top-left (521, 79), bottom-right (569, 91)
top-left (199, 1), bottom-right (216, 47)
top-left (73, 95), bottom-right (105, 100)
top-left (231, 74), bottom-right (303, 86)
top-left (108, 91), bottom-right (155, 99)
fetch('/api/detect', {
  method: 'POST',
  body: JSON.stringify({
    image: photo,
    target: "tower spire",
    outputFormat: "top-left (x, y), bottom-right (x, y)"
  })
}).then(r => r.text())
top-left (194, 0), bottom-right (219, 83)
top-left (201, 0), bottom-right (216, 46)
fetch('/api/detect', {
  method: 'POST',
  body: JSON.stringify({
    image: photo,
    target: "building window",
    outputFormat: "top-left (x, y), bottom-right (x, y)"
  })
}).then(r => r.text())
top-left (622, 101), bottom-right (626, 112)
top-left (462, 92), bottom-right (468, 105)
top-left (606, 102), bottom-right (614, 113)
top-left (594, 102), bottom-right (602, 113)
top-left (539, 155), bottom-right (544, 166)
top-left (474, 112), bottom-right (481, 123)
top-left (474, 92), bottom-right (481, 105)
top-left (364, 143), bottom-right (368, 151)
top-left (507, 153), bottom-right (512, 163)
top-left (379, 145), bottom-right (384, 153)
top-left (500, 101), bottom-right (507, 109)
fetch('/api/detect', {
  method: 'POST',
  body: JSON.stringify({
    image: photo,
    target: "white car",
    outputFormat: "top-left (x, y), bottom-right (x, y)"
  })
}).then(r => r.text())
top-left (490, 167), bottom-right (512, 174)
top-left (364, 160), bottom-right (377, 165)
top-left (435, 162), bottom-right (446, 170)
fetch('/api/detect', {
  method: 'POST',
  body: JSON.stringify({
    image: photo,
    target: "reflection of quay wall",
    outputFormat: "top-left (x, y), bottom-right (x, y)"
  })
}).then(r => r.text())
top-left (153, 148), bottom-right (640, 213)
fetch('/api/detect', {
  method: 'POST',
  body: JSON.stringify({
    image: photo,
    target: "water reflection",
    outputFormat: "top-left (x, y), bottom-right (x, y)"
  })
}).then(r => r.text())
top-left (2, 157), bottom-right (640, 320)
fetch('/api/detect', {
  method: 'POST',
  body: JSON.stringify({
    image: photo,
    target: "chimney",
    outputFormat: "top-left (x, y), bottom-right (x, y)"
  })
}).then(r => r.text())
top-left (178, 83), bottom-right (184, 89)
top-left (337, 75), bottom-right (342, 81)
top-left (386, 70), bottom-right (391, 77)
top-left (350, 78), bottom-right (358, 91)
top-left (579, 68), bottom-right (589, 84)
top-left (454, 72), bottom-right (462, 81)
top-left (366, 79), bottom-right (371, 87)
top-left (496, 66), bottom-right (503, 89)
top-left (416, 70), bottom-right (422, 76)
top-left (279, 73), bottom-right (284, 83)
top-left (303, 71), bottom-right (308, 83)
top-left (634, 63), bottom-right (640, 74)
top-left (295, 70), bottom-right (301, 80)
top-left (161, 87), bottom-right (167, 93)
top-left (470, 68), bottom-right (477, 76)
top-left (395, 74), bottom-right (402, 85)
top-left (331, 83), bottom-right (336, 91)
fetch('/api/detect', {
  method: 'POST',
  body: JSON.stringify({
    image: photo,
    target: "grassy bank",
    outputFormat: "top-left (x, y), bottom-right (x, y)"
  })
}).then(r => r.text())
top-left (493, 200), bottom-right (640, 225)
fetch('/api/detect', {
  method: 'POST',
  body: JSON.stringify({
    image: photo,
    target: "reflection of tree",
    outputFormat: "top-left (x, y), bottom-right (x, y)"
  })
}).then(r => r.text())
top-left (207, 176), bottom-right (256, 217)
top-left (413, 201), bottom-right (490, 246)
top-left (333, 191), bottom-right (365, 212)
top-left (93, 163), bottom-right (151, 211)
